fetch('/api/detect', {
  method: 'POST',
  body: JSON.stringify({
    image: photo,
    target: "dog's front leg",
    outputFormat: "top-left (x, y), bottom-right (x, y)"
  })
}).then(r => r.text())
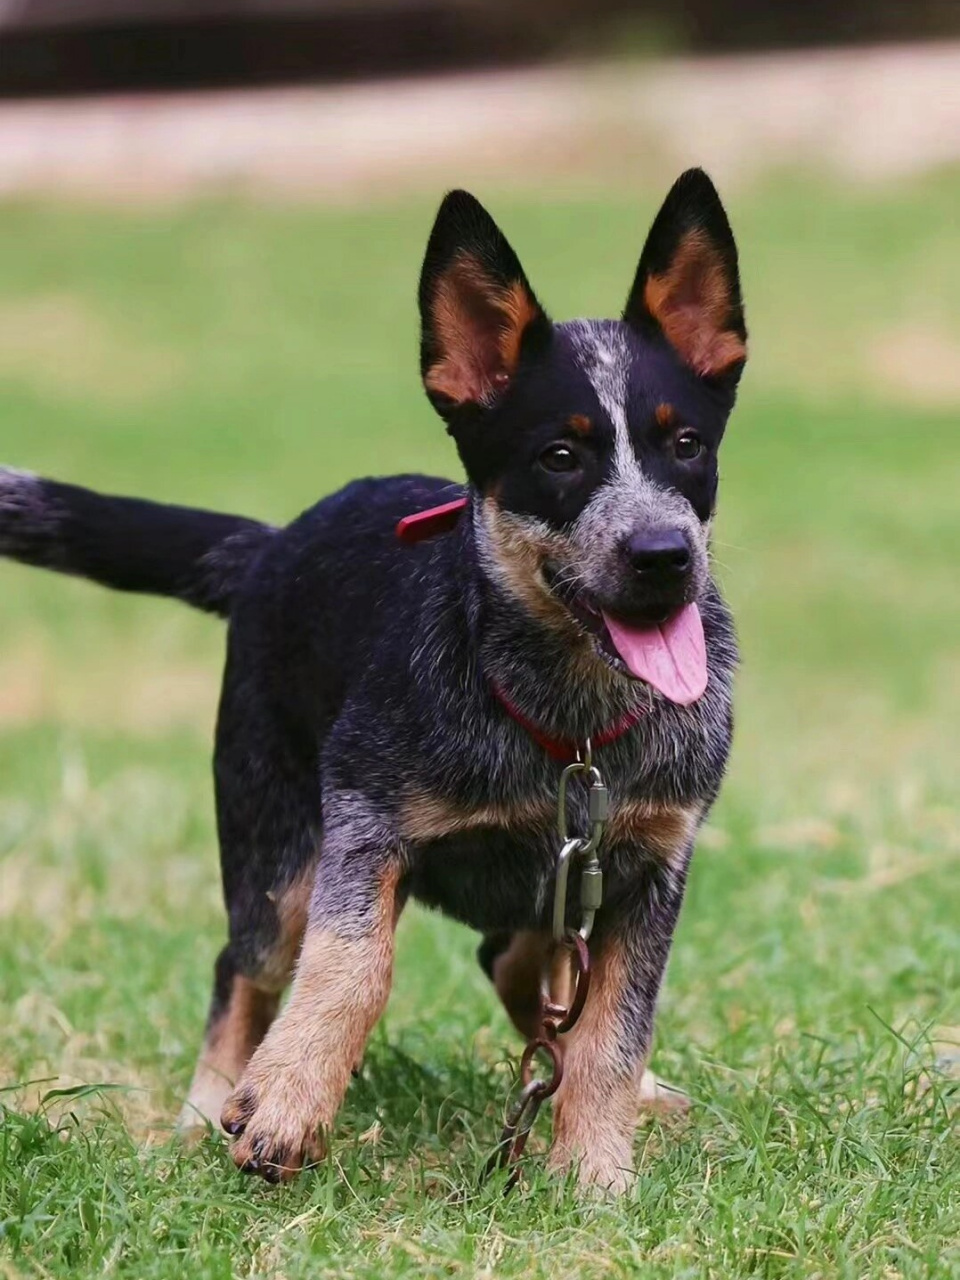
top-left (221, 808), bottom-right (402, 1182)
top-left (549, 865), bottom-right (686, 1193)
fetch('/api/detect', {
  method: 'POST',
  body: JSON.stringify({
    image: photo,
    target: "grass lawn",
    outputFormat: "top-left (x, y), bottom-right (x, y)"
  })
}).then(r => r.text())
top-left (0, 174), bottom-right (958, 1279)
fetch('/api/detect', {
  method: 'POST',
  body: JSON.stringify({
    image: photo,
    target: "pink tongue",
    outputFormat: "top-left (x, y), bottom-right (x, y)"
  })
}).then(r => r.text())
top-left (600, 603), bottom-right (708, 705)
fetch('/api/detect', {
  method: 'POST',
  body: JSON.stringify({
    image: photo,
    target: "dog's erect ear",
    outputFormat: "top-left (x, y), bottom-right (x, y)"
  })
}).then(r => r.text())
top-left (419, 191), bottom-right (550, 421)
top-left (624, 169), bottom-right (747, 383)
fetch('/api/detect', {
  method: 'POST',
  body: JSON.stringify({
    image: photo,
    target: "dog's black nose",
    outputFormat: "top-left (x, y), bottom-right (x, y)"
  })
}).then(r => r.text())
top-left (624, 529), bottom-right (691, 576)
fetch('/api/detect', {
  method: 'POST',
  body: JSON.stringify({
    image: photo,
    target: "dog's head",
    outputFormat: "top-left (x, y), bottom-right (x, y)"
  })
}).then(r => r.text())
top-left (418, 170), bottom-right (746, 704)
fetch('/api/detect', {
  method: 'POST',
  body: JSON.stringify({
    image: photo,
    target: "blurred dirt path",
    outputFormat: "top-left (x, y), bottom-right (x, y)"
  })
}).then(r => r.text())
top-left (0, 40), bottom-right (958, 201)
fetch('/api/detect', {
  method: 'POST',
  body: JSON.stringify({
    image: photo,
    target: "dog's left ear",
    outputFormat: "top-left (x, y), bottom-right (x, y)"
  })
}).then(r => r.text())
top-left (419, 191), bottom-right (550, 424)
top-left (624, 169), bottom-right (747, 385)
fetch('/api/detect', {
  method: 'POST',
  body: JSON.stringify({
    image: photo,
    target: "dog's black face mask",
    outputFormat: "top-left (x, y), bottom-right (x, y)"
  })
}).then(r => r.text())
top-left (418, 170), bottom-right (747, 703)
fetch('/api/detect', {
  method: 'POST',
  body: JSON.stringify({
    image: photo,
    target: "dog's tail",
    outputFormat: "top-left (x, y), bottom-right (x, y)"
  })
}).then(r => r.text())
top-left (0, 466), bottom-right (274, 618)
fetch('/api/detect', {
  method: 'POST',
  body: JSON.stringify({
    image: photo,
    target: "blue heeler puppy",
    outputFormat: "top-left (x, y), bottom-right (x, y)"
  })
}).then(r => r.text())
top-left (0, 168), bottom-right (746, 1191)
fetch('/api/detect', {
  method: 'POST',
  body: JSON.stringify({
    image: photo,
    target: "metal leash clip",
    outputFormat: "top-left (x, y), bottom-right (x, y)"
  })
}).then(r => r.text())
top-left (554, 740), bottom-right (608, 943)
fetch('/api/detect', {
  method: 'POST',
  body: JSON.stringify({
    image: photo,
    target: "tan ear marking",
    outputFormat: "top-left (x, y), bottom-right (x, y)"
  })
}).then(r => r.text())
top-left (644, 229), bottom-right (746, 378)
top-left (425, 252), bottom-right (539, 406)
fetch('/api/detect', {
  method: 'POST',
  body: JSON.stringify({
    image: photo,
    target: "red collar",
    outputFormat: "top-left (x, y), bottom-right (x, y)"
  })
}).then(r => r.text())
top-left (396, 497), bottom-right (468, 544)
top-left (490, 680), bottom-right (643, 763)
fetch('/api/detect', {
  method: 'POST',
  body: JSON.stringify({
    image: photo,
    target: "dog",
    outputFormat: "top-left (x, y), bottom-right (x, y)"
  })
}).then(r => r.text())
top-left (0, 168), bottom-right (746, 1191)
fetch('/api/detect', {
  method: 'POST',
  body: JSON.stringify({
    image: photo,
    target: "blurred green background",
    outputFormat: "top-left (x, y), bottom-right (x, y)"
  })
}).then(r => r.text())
top-left (1, 171), bottom-right (958, 1276)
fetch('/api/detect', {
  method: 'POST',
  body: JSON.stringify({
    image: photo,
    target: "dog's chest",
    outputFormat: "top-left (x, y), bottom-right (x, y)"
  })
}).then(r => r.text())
top-left (405, 820), bottom-right (554, 932)
top-left (398, 783), bottom-right (702, 933)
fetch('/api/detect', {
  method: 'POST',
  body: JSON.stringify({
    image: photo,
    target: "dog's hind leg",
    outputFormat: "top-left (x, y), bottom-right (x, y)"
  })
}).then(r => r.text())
top-left (178, 665), bottom-right (322, 1137)
top-left (178, 954), bottom-right (280, 1136)
top-left (478, 930), bottom-right (551, 1041)
top-left (177, 869), bottom-right (313, 1136)
top-left (479, 928), bottom-right (688, 1121)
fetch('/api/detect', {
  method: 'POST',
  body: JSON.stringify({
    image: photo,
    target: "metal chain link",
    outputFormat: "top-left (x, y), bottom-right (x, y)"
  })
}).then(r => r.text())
top-left (486, 740), bottom-right (609, 1189)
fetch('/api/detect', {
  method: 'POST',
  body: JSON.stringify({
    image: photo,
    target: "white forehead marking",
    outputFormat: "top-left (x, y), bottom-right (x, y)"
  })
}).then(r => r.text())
top-left (561, 321), bottom-right (703, 548)
top-left (564, 320), bottom-right (636, 478)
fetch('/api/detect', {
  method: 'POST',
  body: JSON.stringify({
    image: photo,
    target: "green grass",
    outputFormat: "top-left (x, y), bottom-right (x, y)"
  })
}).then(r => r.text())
top-left (1, 174), bottom-right (959, 1278)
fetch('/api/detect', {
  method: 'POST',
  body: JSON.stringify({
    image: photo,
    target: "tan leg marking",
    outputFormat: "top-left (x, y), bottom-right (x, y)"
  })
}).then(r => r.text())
top-left (490, 931), bottom-right (551, 1040)
top-left (260, 863), bottom-right (315, 987)
top-left (178, 864), bottom-right (316, 1136)
top-left (549, 939), bottom-right (641, 1193)
top-left (178, 978), bottom-right (279, 1135)
top-left (492, 929), bottom-right (686, 1134)
top-left (221, 865), bottom-right (401, 1181)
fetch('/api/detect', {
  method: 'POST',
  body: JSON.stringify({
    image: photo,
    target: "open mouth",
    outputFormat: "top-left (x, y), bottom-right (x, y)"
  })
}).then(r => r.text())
top-left (543, 564), bottom-right (708, 706)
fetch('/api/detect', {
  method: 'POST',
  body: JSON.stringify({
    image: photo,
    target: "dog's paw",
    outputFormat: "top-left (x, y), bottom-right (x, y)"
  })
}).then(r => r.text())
top-left (220, 1065), bottom-right (327, 1183)
top-left (547, 1145), bottom-right (636, 1196)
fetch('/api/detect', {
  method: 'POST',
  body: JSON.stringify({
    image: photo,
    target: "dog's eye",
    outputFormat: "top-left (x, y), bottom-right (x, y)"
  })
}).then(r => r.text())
top-left (539, 443), bottom-right (580, 474)
top-left (675, 431), bottom-right (702, 461)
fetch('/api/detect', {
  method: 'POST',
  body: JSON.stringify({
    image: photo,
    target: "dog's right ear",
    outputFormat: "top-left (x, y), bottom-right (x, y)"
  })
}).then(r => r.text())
top-left (419, 191), bottom-right (550, 426)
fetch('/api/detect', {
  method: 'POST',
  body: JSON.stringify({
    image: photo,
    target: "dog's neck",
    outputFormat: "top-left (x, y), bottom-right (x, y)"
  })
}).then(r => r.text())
top-left (476, 593), bottom-right (647, 741)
